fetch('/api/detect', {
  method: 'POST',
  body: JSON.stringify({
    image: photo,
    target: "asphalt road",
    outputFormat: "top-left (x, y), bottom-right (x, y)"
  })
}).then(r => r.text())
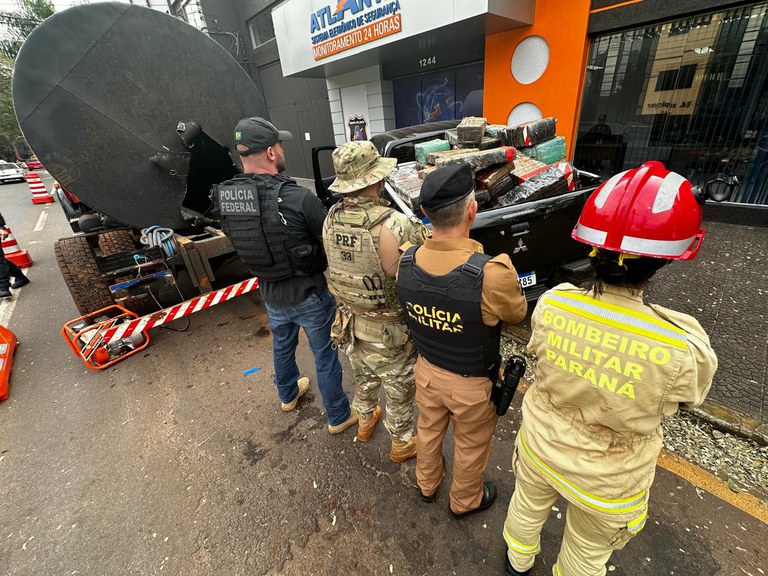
top-left (0, 178), bottom-right (765, 576)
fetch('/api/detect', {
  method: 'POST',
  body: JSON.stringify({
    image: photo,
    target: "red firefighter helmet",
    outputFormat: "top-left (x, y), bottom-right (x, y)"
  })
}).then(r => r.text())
top-left (572, 161), bottom-right (704, 260)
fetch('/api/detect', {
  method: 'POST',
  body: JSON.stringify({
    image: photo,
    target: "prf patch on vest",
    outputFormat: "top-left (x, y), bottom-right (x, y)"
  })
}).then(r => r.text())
top-left (334, 232), bottom-right (362, 263)
top-left (218, 183), bottom-right (259, 216)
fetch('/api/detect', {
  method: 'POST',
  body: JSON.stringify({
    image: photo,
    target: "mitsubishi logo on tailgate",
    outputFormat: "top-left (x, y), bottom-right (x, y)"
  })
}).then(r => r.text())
top-left (513, 238), bottom-right (528, 254)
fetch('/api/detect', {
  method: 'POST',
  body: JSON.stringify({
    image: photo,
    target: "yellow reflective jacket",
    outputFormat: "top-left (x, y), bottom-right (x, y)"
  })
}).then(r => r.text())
top-left (519, 283), bottom-right (717, 524)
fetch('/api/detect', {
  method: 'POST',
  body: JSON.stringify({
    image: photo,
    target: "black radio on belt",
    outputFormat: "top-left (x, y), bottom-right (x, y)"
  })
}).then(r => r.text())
top-left (491, 355), bottom-right (527, 416)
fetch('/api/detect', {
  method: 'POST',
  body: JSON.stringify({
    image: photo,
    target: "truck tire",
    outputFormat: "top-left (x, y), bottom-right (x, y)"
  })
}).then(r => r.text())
top-left (98, 229), bottom-right (136, 255)
top-left (54, 236), bottom-right (114, 315)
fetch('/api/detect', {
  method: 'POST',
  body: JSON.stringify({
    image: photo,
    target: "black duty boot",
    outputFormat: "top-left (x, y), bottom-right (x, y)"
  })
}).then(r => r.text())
top-left (0, 289), bottom-right (11, 299)
top-left (10, 275), bottom-right (29, 289)
top-left (450, 481), bottom-right (497, 519)
top-left (505, 555), bottom-right (532, 576)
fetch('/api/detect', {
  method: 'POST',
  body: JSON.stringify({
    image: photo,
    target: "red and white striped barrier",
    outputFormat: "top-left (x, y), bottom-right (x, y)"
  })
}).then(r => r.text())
top-left (1, 227), bottom-right (33, 268)
top-left (25, 172), bottom-right (54, 205)
top-left (102, 277), bottom-right (259, 344)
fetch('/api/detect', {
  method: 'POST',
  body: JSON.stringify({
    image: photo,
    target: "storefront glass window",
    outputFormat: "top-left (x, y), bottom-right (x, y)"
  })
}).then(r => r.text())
top-left (393, 62), bottom-right (484, 127)
top-left (575, 2), bottom-right (768, 204)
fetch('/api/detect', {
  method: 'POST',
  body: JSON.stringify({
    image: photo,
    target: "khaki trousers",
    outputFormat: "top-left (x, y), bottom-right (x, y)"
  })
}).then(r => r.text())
top-left (414, 356), bottom-right (498, 513)
top-left (503, 450), bottom-right (637, 576)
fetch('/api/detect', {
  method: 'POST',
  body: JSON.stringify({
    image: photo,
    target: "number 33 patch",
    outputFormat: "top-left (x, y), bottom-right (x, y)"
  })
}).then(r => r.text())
top-left (340, 250), bottom-right (354, 262)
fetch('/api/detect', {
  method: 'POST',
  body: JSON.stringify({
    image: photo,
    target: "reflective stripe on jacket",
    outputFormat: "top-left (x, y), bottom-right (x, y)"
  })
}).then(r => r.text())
top-left (520, 283), bottom-right (717, 521)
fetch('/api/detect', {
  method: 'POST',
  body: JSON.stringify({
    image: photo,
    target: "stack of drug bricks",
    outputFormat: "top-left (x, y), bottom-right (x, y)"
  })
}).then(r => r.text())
top-left (386, 116), bottom-right (577, 211)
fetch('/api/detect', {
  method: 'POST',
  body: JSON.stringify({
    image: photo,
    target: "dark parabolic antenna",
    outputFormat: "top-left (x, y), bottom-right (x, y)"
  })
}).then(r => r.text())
top-left (13, 2), bottom-right (267, 230)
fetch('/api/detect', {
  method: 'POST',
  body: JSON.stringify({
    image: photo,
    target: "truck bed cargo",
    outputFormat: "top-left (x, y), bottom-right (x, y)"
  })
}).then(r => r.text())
top-left (315, 122), bottom-right (599, 299)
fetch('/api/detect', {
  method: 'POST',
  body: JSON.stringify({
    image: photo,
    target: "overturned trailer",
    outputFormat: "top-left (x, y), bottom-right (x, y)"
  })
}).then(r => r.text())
top-left (13, 2), bottom-right (267, 314)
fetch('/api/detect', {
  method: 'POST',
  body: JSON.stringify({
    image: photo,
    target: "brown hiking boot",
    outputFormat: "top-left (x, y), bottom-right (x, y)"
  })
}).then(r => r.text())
top-left (356, 405), bottom-right (382, 442)
top-left (390, 436), bottom-right (417, 463)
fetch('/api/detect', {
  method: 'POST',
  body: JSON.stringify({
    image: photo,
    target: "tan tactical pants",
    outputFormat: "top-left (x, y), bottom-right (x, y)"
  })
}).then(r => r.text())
top-left (414, 356), bottom-right (498, 513)
top-left (348, 320), bottom-right (416, 442)
top-left (503, 451), bottom-right (637, 576)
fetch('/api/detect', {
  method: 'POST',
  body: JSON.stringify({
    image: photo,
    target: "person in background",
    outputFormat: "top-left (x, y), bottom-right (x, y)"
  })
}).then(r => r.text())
top-left (397, 163), bottom-right (528, 518)
top-left (0, 212), bottom-right (30, 299)
top-left (501, 161), bottom-right (718, 576)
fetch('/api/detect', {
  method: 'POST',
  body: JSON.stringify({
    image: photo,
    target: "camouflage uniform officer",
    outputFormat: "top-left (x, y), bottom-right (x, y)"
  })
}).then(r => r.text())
top-left (323, 141), bottom-right (425, 462)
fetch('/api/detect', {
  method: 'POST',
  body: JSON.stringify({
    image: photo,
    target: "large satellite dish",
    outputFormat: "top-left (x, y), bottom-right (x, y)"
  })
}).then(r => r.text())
top-left (13, 2), bottom-right (267, 230)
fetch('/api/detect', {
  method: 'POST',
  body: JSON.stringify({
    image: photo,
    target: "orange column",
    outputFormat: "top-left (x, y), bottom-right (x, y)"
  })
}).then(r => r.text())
top-left (483, 0), bottom-right (592, 159)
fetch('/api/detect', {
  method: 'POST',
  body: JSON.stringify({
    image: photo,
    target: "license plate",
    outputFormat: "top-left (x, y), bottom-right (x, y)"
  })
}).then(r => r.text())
top-left (518, 271), bottom-right (537, 289)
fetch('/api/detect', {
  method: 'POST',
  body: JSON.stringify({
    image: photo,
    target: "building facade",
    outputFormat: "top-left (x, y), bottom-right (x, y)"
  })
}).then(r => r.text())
top-left (194, 0), bottom-right (767, 205)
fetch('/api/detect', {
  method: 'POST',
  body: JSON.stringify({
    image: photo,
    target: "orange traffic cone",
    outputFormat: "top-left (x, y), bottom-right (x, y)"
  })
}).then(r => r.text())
top-left (25, 172), bottom-right (54, 205)
top-left (0, 324), bottom-right (18, 401)
top-left (1, 227), bottom-right (33, 268)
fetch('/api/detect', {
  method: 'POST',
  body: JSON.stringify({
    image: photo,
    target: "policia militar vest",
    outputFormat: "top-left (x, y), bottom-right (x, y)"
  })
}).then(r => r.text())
top-left (397, 246), bottom-right (501, 377)
top-left (211, 174), bottom-right (326, 282)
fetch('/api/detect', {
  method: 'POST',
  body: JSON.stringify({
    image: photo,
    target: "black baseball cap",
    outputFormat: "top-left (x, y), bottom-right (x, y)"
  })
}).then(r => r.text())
top-left (234, 117), bottom-right (293, 155)
top-left (419, 163), bottom-right (475, 211)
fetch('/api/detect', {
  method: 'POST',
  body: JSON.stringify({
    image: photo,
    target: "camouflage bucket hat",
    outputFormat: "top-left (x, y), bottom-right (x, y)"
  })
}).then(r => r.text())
top-left (328, 141), bottom-right (397, 194)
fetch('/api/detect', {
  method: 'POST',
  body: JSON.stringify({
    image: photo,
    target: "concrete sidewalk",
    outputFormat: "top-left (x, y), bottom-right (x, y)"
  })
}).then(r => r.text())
top-left (646, 220), bottom-right (768, 438)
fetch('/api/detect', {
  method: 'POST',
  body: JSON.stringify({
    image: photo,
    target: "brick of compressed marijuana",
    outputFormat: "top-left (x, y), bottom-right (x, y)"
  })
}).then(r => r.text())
top-left (497, 166), bottom-right (569, 206)
top-left (414, 139), bottom-right (451, 165)
top-left (518, 136), bottom-right (567, 164)
top-left (457, 116), bottom-right (487, 146)
top-left (433, 147), bottom-right (515, 170)
top-left (501, 117), bottom-right (558, 148)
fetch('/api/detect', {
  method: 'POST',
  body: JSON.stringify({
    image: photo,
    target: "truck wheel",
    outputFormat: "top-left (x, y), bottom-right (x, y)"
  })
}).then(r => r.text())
top-left (98, 230), bottom-right (159, 316)
top-left (98, 229), bottom-right (136, 255)
top-left (54, 236), bottom-right (114, 315)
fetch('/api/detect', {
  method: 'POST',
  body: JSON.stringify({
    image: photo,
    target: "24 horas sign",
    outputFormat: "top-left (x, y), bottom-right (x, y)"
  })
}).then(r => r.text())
top-left (310, 0), bottom-right (402, 61)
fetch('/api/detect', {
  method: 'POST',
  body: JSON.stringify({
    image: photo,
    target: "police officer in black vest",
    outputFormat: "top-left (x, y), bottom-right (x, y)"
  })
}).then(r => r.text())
top-left (397, 164), bottom-right (527, 517)
top-left (213, 117), bottom-right (357, 434)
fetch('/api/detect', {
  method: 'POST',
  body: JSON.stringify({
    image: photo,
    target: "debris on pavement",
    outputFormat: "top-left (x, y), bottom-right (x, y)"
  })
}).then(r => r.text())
top-left (662, 411), bottom-right (766, 499)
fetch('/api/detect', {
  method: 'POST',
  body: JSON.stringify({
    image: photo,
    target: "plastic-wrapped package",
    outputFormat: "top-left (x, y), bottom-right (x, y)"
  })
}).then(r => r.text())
top-left (510, 152), bottom-right (548, 184)
top-left (518, 136), bottom-right (566, 164)
top-left (414, 139), bottom-right (451, 165)
top-left (485, 124), bottom-right (508, 139)
top-left (434, 146), bottom-right (515, 170)
top-left (385, 161), bottom-right (422, 207)
top-left (457, 116), bottom-right (487, 145)
top-left (502, 117), bottom-right (558, 148)
top-left (447, 129), bottom-right (501, 150)
top-left (427, 148), bottom-right (473, 165)
top-left (497, 166), bottom-right (569, 207)
top-left (552, 161), bottom-right (577, 191)
top-left (418, 165), bottom-right (438, 180)
top-left (476, 162), bottom-right (516, 199)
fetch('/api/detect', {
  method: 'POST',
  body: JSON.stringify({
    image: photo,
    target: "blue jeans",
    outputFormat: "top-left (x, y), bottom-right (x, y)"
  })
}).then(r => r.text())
top-left (265, 289), bottom-right (350, 426)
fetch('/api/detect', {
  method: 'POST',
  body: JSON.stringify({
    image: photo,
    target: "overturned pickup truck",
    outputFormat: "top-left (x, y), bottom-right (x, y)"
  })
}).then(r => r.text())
top-left (313, 118), bottom-right (600, 300)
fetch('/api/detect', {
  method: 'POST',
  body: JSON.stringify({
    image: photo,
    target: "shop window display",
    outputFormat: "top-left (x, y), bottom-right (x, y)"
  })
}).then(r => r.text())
top-left (393, 62), bottom-right (484, 128)
top-left (575, 2), bottom-right (768, 204)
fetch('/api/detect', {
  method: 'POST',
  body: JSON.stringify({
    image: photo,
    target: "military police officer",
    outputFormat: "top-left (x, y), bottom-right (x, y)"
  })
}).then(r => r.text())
top-left (501, 162), bottom-right (718, 576)
top-left (323, 141), bottom-right (425, 462)
top-left (213, 117), bottom-right (357, 435)
top-left (397, 163), bottom-right (528, 516)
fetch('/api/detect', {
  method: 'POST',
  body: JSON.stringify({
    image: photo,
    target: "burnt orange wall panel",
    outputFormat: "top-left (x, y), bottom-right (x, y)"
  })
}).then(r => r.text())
top-left (483, 0), bottom-right (592, 159)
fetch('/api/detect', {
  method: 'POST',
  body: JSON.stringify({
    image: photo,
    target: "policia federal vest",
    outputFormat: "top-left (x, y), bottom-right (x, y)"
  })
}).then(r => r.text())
top-left (397, 246), bottom-right (501, 377)
top-left (212, 174), bottom-right (326, 282)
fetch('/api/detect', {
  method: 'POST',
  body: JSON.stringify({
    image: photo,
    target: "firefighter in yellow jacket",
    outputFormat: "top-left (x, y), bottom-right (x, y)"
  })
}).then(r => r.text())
top-left (502, 161), bottom-right (718, 576)
top-left (323, 141), bottom-right (425, 462)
